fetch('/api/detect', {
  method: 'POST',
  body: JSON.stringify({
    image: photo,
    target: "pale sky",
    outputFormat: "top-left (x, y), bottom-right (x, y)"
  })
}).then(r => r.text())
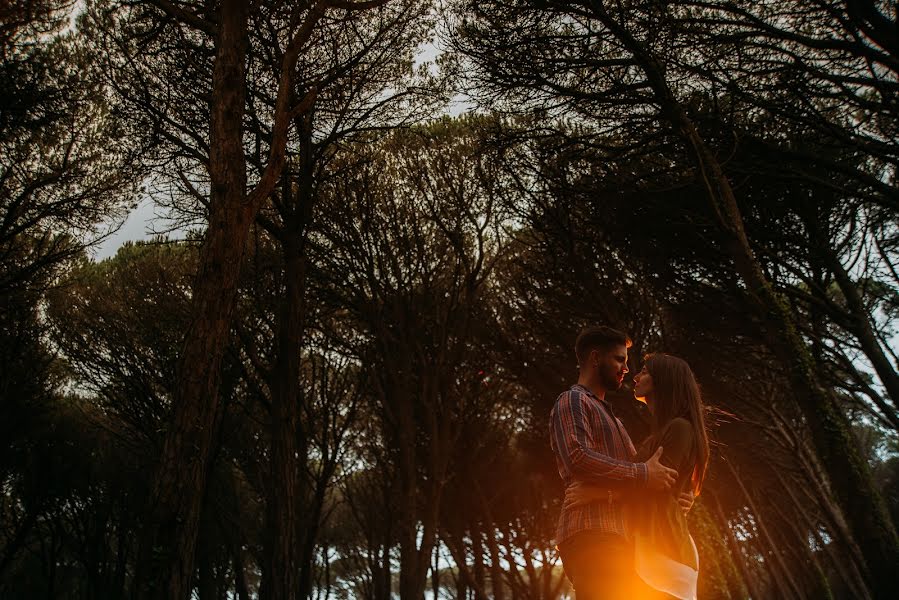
top-left (92, 37), bottom-right (469, 261)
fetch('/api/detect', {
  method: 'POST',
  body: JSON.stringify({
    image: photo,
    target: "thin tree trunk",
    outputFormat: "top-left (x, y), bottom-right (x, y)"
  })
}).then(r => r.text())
top-left (470, 521), bottom-right (487, 600)
top-left (777, 467), bottom-right (869, 599)
top-left (383, 357), bottom-right (443, 600)
top-left (233, 546), bottom-right (250, 600)
top-left (764, 400), bottom-right (874, 593)
top-left (476, 489), bottom-right (506, 600)
top-left (443, 529), bottom-right (490, 600)
top-left (771, 437), bottom-right (872, 599)
top-left (709, 494), bottom-right (760, 600)
top-left (767, 488), bottom-right (834, 600)
top-left (795, 429), bottom-right (873, 595)
top-left (802, 211), bottom-right (899, 433)
top-left (113, 517), bottom-right (128, 598)
top-left (432, 542), bottom-right (441, 600)
top-left (283, 121), bottom-right (320, 600)
top-left (396, 388), bottom-right (423, 600)
top-left (197, 537), bottom-right (216, 600)
top-left (724, 460), bottom-right (802, 599)
top-left (826, 252), bottom-right (899, 408)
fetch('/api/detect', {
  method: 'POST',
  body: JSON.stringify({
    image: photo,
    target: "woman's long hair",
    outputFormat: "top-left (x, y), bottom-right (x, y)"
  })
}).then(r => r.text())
top-left (644, 353), bottom-right (710, 496)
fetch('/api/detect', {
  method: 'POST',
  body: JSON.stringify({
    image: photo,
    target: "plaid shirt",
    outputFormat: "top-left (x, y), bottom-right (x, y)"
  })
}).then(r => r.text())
top-left (550, 384), bottom-right (648, 545)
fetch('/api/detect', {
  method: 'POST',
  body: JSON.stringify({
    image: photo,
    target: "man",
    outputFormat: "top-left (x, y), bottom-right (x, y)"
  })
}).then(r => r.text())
top-left (550, 326), bottom-right (689, 599)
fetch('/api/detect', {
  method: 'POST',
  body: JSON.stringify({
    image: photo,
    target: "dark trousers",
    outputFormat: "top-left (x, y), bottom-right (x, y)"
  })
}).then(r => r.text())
top-left (558, 531), bottom-right (672, 600)
top-left (558, 532), bottom-right (634, 600)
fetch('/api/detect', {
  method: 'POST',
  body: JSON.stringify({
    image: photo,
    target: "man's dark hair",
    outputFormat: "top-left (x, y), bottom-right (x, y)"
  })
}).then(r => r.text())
top-left (575, 326), bottom-right (633, 366)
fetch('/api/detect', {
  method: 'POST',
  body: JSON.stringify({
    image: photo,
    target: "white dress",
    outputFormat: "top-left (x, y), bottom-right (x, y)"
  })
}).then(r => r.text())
top-left (634, 532), bottom-right (699, 600)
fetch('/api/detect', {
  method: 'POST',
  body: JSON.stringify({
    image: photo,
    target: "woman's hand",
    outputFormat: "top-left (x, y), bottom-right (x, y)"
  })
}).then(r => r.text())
top-left (677, 490), bottom-right (695, 514)
top-left (563, 482), bottom-right (618, 511)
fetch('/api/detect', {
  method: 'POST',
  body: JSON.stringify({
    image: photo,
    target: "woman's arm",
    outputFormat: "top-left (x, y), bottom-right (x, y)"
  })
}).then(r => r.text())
top-left (563, 482), bottom-right (622, 511)
top-left (563, 481), bottom-right (695, 514)
top-left (563, 421), bottom-right (695, 512)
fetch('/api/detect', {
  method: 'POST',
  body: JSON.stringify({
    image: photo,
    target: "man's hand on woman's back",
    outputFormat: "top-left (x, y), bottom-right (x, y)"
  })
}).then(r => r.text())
top-left (644, 446), bottom-right (677, 491)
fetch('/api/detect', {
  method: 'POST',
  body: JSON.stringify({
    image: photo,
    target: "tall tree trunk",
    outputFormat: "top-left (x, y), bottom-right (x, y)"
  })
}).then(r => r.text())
top-left (767, 491), bottom-right (834, 599)
top-left (585, 4), bottom-right (899, 593)
top-left (233, 544), bottom-right (251, 600)
top-left (265, 238), bottom-right (302, 600)
top-left (113, 516), bottom-right (128, 598)
top-left (476, 489), bottom-right (506, 600)
top-left (288, 119), bottom-right (322, 600)
top-left (432, 542), bottom-right (441, 600)
top-left (133, 2), bottom-right (251, 598)
top-left (470, 520), bottom-right (487, 600)
top-left (724, 460), bottom-right (802, 599)
top-left (442, 527), bottom-right (491, 600)
top-left (708, 494), bottom-right (760, 600)
top-left (397, 434), bottom-right (446, 600)
top-left (777, 467), bottom-right (868, 600)
top-left (197, 536), bottom-right (216, 600)
top-left (397, 407), bottom-right (424, 600)
top-left (798, 432), bottom-right (873, 591)
top-left (380, 353), bottom-right (434, 600)
top-left (373, 541), bottom-right (392, 600)
top-left (768, 403), bottom-right (873, 599)
top-left (264, 164), bottom-right (310, 600)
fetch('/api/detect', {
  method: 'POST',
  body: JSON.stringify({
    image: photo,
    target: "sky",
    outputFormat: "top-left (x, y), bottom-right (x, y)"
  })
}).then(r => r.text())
top-left (93, 198), bottom-right (160, 260)
top-left (91, 37), bottom-right (466, 262)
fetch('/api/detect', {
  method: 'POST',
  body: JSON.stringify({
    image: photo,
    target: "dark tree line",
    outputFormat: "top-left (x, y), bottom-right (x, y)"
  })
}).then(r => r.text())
top-left (2, 1), bottom-right (898, 599)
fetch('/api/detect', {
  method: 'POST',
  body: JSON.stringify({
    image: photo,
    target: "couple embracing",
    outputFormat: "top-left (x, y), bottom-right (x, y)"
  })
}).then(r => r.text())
top-left (551, 326), bottom-right (710, 600)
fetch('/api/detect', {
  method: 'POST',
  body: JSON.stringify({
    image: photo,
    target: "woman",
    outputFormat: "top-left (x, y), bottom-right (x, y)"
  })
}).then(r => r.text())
top-left (564, 353), bottom-right (710, 600)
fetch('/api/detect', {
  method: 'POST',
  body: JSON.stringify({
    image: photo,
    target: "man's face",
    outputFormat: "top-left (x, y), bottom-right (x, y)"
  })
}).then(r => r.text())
top-left (593, 344), bottom-right (629, 391)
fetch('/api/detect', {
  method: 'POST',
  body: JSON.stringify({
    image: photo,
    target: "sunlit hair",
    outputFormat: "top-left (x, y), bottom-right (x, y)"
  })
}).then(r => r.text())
top-left (644, 353), bottom-right (710, 496)
top-left (575, 326), bottom-right (632, 367)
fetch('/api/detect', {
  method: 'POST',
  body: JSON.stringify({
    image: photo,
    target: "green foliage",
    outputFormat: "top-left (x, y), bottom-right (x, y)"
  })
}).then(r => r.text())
top-left (47, 240), bottom-right (196, 435)
top-left (3, 0), bottom-right (899, 597)
top-left (1, 0), bottom-right (143, 296)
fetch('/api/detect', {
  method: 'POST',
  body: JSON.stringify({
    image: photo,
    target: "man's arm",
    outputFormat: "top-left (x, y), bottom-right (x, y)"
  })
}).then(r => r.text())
top-left (552, 392), bottom-right (675, 489)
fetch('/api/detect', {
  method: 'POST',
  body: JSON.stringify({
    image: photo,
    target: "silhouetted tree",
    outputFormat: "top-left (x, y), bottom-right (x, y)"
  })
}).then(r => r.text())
top-left (452, 1), bottom-right (899, 593)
